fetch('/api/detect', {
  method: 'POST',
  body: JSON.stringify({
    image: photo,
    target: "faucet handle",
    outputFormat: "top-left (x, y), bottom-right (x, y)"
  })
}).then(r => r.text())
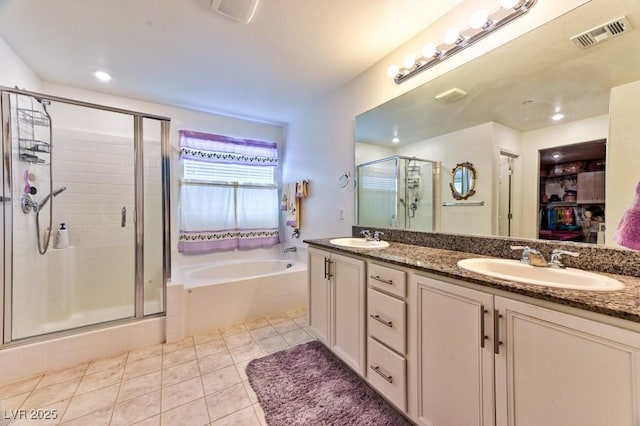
top-left (360, 229), bottom-right (372, 240)
top-left (549, 249), bottom-right (579, 268)
top-left (373, 231), bottom-right (384, 241)
top-left (551, 249), bottom-right (580, 257)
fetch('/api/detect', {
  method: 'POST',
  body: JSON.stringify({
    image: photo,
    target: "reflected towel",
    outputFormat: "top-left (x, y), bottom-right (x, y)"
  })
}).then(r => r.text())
top-left (614, 181), bottom-right (640, 250)
top-left (296, 180), bottom-right (309, 198)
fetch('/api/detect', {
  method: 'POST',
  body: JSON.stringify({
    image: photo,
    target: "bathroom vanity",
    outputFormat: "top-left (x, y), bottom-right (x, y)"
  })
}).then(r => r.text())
top-left (305, 235), bottom-right (640, 426)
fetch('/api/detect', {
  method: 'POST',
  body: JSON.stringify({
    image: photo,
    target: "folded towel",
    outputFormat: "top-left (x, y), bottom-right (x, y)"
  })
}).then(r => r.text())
top-left (296, 180), bottom-right (309, 198)
top-left (614, 180), bottom-right (640, 250)
top-left (280, 184), bottom-right (289, 211)
top-left (285, 183), bottom-right (299, 228)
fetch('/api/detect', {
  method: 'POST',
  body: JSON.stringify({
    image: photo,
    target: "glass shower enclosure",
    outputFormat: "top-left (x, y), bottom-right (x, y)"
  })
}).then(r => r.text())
top-left (1, 87), bottom-right (170, 344)
top-left (357, 156), bottom-right (438, 231)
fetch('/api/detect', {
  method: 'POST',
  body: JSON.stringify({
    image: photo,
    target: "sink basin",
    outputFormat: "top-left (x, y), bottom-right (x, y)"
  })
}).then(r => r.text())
top-left (329, 237), bottom-right (390, 249)
top-left (457, 258), bottom-right (624, 291)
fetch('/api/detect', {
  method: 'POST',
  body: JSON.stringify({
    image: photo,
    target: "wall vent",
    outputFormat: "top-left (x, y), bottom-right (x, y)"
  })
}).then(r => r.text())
top-left (211, 0), bottom-right (259, 24)
top-left (570, 17), bottom-right (632, 49)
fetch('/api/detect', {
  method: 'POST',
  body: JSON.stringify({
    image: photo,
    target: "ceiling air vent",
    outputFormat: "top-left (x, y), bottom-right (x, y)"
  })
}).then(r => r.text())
top-left (211, 0), bottom-right (259, 24)
top-left (570, 17), bottom-right (632, 49)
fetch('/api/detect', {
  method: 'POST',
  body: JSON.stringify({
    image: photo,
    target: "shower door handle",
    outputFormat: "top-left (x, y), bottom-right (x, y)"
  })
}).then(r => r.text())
top-left (121, 206), bottom-right (126, 227)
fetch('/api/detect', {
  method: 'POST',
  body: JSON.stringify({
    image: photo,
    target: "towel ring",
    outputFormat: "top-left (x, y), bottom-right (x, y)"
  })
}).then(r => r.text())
top-left (338, 172), bottom-right (351, 188)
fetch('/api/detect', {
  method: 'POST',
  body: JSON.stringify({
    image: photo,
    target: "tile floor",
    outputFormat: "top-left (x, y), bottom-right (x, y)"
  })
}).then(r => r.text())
top-left (0, 306), bottom-right (312, 426)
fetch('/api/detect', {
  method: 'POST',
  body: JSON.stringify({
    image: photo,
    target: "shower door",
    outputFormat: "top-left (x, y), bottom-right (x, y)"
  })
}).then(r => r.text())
top-left (4, 94), bottom-right (136, 340)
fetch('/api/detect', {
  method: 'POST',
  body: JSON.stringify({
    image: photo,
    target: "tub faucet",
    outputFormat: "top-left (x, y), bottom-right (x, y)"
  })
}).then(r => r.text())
top-left (283, 247), bottom-right (297, 253)
top-left (511, 245), bottom-right (547, 267)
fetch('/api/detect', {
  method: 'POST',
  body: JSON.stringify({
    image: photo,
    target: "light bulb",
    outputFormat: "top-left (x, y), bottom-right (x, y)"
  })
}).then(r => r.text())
top-left (392, 137), bottom-right (400, 144)
top-left (387, 64), bottom-right (400, 78)
top-left (500, 0), bottom-right (519, 9)
top-left (551, 113), bottom-right (565, 121)
top-left (470, 9), bottom-right (490, 29)
top-left (444, 27), bottom-right (462, 45)
top-left (402, 55), bottom-right (416, 69)
top-left (421, 43), bottom-right (438, 58)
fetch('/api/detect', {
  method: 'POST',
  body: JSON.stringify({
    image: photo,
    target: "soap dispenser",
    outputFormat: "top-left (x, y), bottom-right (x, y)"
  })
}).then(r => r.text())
top-left (54, 223), bottom-right (69, 249)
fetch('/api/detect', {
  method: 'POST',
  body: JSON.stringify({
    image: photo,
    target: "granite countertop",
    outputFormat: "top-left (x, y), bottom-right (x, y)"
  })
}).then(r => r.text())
top-left (305, 238), bottom-right (640, 324)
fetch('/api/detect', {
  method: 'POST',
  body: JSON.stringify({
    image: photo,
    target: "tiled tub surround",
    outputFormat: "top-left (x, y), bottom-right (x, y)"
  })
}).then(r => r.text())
top-left (306, 227), bottom-right (640, 323)
top-left (0, 307), bottom-right (311, 425)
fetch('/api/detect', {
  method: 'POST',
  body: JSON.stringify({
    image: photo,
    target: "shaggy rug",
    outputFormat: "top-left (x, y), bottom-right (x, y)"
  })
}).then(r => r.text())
top-left (246, 340), bottom-right (412, 425)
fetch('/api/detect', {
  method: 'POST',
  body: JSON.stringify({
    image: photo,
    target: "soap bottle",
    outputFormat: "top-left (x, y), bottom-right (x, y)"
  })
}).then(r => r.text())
top-left (54, 223), bottom-right (69, 249)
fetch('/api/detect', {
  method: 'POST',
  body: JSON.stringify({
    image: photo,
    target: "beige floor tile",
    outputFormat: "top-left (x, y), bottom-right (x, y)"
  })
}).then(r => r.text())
top-left (160, 397), bottom-right (209, 426)
top-left (205, 383), bottom-right (251, 422)
top-left (197, 351), bottom-right (234, 375)
top-left (234, 360), bottom-right (251, 383)
top-left (256, 335), bottom-right (288, 354)
top-left (272, 320), bottom-right (299, 334)
top-left (85, 352), bottom-right (128, 376)
top-left (229, 342), bottom-right (263, 364)
top-left (75, 366), bottom-right (124, 395)
top-left (161, 377), bottom-right (204, 412)
top-left (62, 383), bottom-right (119, 422)
top-left (293, 316), bottom-right (309, 327)
top-left (123, 356), bottom-right (162, 381)
top-left (223, 331), bottom-right (254, 349)
top-left (285, 306), bottom-right (308, 319)
top-left (201, 365), bottom-right (241, 395)
top-left (192, 329), bottom-right (222, 345)
top-left (127, 344), bottom-right (163, 363)
top-left (0, 375), bottom-right (42, 399)
top-left (195, 338), bottom-right (227, 358)
top-left (242, 381), bottom-right (258, 404)
top-left (162, 360), bottom-right (200, 388)
top-left (21, 379), bottom-right (80, 409)
top-left (36, 364), bottom-right (88, 389)
top-left (220, 323), bottom-right (248, 337)
top-left (117, 371), bottom-right (161, 403)
top-left (10, 397), bottom-right (70, 426)
top-left (111, 390), bottom-right (161, 426)
top-left (0, 391), bottom-right (30, 412)
top-left (211, 405), bottom-right (260, 426)
top-left (162, 337), bottom-right (194, 354)
top-left (280, 328), bottom-right (313, 346)
top-left (244, 317), bottom-right (270, 331)
top-left (59, 404), bottom-right (113, 426)
top-left (266, 313), bottom-right (289, 325)
top-left (249, 325), bottom-right (278, 341)
top-left (162, 347), bottom-right (196, 369)
top-left (253, 402), bottom-right (268, 426)
top-left (131, 414), bottom-right (160, 425)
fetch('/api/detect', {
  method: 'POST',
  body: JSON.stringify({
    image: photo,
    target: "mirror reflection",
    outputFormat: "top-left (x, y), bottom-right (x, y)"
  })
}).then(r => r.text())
top-left (450, 162), bottom-right (476, 200)
top-left (354, 0), bottom-right (640, 247)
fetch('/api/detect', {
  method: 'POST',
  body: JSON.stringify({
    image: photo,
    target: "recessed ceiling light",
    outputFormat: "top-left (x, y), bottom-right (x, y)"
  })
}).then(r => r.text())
top-left (392, 137), bottom-right (400, 144)
top-left (552, 153), bottom-right (561, 160)
top-left (94, 71), bottom-right (112, 82)
top-left (551, 113), bottom-right (565, 121)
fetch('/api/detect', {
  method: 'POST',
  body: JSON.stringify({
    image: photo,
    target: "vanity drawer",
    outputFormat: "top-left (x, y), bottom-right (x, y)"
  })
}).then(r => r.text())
top-left (368, 288), bottom-right (406, 354)
top-left (368, 263), bottom-right (406, 298)
top-left (367, 337), bottom-right (406, 411)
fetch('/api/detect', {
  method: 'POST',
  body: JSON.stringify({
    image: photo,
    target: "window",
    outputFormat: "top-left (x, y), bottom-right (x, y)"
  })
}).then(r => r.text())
top-left (178, 131), bottom-right (279, 254)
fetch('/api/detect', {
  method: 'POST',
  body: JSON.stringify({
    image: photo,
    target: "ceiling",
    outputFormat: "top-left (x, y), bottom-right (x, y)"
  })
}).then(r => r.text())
top-left (0, 0), bottom-right (463, 124)
top-left (355, 0), bottom-right (640, 146)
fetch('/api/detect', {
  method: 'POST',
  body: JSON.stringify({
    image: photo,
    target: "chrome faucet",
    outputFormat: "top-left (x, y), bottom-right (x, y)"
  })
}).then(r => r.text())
top-left (511, 245), bottom-right (547, 267)
top-left (360, 230), bottom-right (373, 241)
top-left (548, 249), bottom-right (579, 268)
top-left (373, 231), bottom-right (384, 242)
top-left (283, 246), bottom-right (297, 253)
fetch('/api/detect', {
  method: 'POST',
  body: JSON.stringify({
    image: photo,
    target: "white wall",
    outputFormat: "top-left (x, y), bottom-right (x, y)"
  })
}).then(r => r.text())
top-left (0, 36), bottom-right (41, 90)
top-left (283, 0), bottom-right (590, 242)
top-left (608, 80), bottom-right (640, 246)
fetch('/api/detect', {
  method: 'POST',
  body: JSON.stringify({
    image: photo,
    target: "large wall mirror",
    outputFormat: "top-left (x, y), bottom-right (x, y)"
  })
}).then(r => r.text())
top-left (355, 0), bottom-right (640, 247)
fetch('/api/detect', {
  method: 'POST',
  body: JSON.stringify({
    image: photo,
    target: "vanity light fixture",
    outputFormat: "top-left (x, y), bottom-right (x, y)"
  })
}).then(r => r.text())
top-left (388, 0), bottom-right (538, 84)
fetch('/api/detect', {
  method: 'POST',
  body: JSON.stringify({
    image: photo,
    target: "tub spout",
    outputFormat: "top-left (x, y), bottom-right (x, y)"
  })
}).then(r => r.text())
top-left (283, 247), bottom-right (297, 253)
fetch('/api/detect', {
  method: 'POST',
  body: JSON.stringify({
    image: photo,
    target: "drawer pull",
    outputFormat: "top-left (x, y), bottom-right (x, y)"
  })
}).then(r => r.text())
top-left (370, 314), bottom-right (393, 328)
top-left (370, 365), bottom-right (393, 383)
top-left (370, 275), bottom-right (393, 285)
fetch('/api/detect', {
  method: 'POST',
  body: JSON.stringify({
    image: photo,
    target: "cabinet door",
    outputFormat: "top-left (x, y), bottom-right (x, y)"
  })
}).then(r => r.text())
top-left (414, 275), bottom-right (495, 426)
top-left (495, 296), bottom-right (640, 426)
top-left (308, 248), bottom-right (330, 346)
top-left (592, 170), bottom-right (605, 203)
top-left (576, 172), bottom-right (595, 204)
top-left (332, 253), bottom-right (365, 375)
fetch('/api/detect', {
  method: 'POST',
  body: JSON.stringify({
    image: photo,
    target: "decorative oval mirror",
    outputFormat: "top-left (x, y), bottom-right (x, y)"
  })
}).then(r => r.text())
top-left (450, 162), bottom-right (476, 200)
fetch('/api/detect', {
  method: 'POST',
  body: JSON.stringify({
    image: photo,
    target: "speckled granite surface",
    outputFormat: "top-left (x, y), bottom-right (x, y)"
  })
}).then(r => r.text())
top-left (305, 232), bottom-right (640, 324)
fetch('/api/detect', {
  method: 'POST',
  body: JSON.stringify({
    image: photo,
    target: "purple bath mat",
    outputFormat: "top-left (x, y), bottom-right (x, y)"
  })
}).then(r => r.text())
top-left (246, 340), bottom-right (412, 425)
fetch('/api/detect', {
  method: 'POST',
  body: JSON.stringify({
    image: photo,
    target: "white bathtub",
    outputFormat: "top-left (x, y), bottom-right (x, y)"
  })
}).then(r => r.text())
top-left (168, 253), bottom-right (308, 338)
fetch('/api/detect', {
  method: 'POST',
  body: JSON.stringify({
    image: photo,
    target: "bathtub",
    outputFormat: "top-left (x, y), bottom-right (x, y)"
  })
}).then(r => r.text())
top-left (168, 253), bottom-right (308, 338)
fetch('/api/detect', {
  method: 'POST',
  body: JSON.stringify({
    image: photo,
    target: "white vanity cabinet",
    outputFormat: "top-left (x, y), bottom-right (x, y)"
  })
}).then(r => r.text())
top-left (411, 274), bottom-right (496, 426)
top-left (308, 247), bottom-right (366, 375)
top-left (366, 262), bottom-right (408, 410)
top-left (494, 296), bottom-right (640, 426)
